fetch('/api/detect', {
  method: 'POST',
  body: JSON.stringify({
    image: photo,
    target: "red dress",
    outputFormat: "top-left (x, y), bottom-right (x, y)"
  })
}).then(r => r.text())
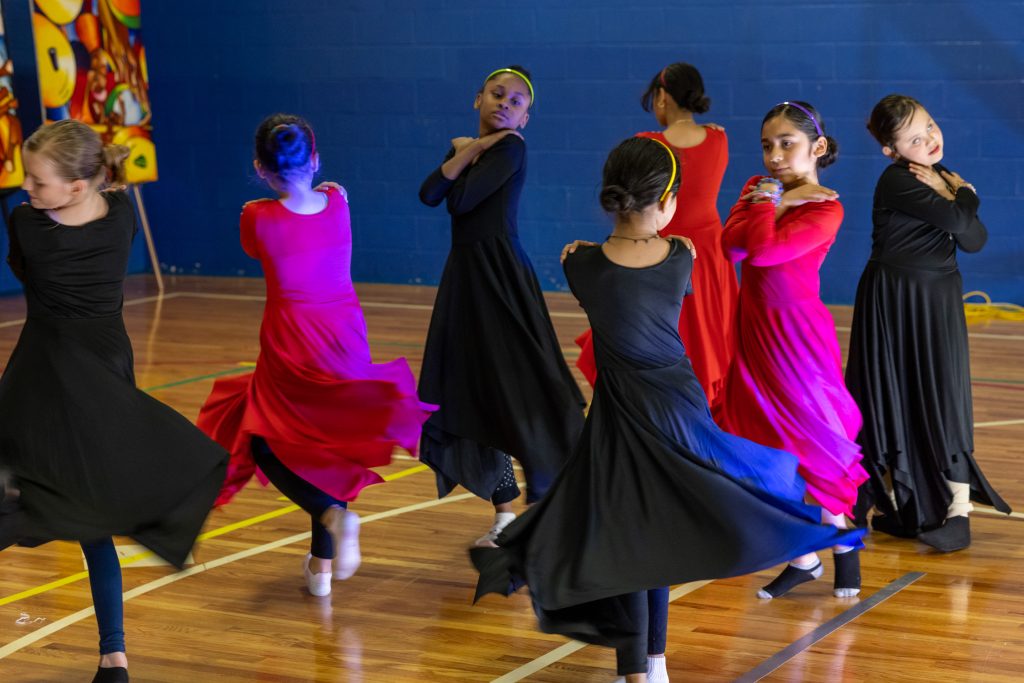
top-left (197, 188), bottom-right (436, 504)
top-left (713, 178), bottom-right (867, 517)
top-left (575, 128), bottom-right (738, 407)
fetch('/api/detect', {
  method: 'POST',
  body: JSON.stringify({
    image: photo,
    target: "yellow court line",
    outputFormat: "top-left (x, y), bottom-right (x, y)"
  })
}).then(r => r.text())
top-left (0, 464), bottom-right (426, 608)
top-left (0, 491), bottom-right (478, 660)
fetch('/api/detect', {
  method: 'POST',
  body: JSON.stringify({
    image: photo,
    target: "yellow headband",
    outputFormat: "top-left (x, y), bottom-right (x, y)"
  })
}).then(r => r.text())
top-left (484, 68), bottom-right (535, 107)
top-left (649, 138), bottom-right (678, 202)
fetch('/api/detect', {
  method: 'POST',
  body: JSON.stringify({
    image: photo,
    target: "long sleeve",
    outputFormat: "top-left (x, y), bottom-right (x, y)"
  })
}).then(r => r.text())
top-left (953, 193), bottom-right (987, 253)
top-left (419, 148), bottom-right (457, 207)
top-left (422, 136), bottom-right (525, 215)
top-left (722, 176), bottom-right (842, 268)
top-left (743, 201), bottom-right (842, 268)
top-left (721, 176), bottom-right (761, 263)
top-left (878, 164), bottom-right (981, 235)
top-left (5, 214), bottom-right (24, 282)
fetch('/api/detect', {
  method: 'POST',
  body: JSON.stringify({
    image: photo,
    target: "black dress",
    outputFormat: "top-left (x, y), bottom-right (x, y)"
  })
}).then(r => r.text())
top-left (846, 163), bottom-right (1010, 534)
top-left (472, 241), bottom-right (862, 649)
top-left (0, 192), bottom-right (227, 567)
top-left (418, 136), bottom-right (585, 503)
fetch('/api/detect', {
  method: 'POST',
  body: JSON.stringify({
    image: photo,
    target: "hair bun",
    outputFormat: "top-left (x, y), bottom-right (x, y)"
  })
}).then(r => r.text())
top-left (599, 185), bottom-right (637, 214)
top-left (102, 144), bottom-right (130, 186)
top-left (818, 135), bottom-right (839, 168)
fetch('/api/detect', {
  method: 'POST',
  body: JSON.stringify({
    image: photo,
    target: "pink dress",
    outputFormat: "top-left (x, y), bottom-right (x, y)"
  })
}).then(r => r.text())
top-left (714, 177), bottom-right (866, 517)
top-left (575, 128), bottom-right (738, 407)
top-left (197, 188), bottom-right (436, 504)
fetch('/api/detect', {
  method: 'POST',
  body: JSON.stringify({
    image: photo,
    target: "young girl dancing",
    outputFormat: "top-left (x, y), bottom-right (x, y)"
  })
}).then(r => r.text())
top-left (1, 120), bottom-right (228, 682)
top-left (473, 136), bottom-right (862, 683)
top-left (575, 62), bottom-right (737, 408)
top-left (846, 94), bottom-right (1010, 551)
top-left (418, 66), bottom-right (585, 545)
top-left (716, 101), bottom-right (868, 599)
top-left (198, 114), bottom-right (435, 595)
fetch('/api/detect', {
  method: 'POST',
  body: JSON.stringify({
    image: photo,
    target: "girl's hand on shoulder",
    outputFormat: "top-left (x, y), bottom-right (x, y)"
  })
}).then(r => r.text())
top-left (560, 239), bottom-right (599, 263)
top-left (314, 181), bottom-right (348, 201)
top-left (101, 184), bottom-right (127, 193)
top-left (781, 184), bottom-right (839, 207)
top-left (702, 122), bottom-right (725, 132)
top-left (939, 169), bottom-right (974, 196)
top-left (477, 128), bottom-right (523, 151)
top-left (909, 163), bottom-right (954, 199)
top-left (451, 136), bottom-right (477, 154)
top-left (667, 235), bottom-right (697, 260)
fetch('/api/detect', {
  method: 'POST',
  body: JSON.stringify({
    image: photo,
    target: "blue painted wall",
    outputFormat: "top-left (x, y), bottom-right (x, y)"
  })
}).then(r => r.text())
top-left (9, 1), bottom-right (1022, 302)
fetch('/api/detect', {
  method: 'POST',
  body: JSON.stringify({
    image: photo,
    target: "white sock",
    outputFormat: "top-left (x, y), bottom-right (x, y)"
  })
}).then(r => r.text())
top-left (946, 479), bottom-right (973, 519)
top-left (790, 555), bottom-right (819, 570)
top-left (492, 512), bottom-right (516, 532)
top-left (647, 655), bottom-right (669, 682)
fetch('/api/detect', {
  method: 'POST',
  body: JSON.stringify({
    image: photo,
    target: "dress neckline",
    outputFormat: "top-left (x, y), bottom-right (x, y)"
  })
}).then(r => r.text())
top-left (598, 239), bottom-right (678, 270)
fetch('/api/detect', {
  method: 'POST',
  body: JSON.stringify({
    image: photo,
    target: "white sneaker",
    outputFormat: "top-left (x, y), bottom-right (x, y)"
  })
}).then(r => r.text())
top-left (328, 510), bottom-right (361, 580)
top-left (303, 553), bottom-right (331, 597)
top-left (474, 512), bottom-right (516, 548)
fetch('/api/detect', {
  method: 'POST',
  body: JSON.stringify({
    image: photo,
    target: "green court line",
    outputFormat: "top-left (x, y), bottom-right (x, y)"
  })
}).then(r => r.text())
top-left (140, 366), bottom-right (252, 393)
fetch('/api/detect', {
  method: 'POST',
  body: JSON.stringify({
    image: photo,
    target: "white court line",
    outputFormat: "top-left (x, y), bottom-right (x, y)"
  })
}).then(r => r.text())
top-left (0, 491), bottom-right (476, 660)
top-left (490, 581), bottom-right (711, 683)
top-left (0, 293), bottom-right (182, 329)
top-left (975, 508), bottom-right (1024, 520)
top-left (974, 419), bottom-right (1024, 428)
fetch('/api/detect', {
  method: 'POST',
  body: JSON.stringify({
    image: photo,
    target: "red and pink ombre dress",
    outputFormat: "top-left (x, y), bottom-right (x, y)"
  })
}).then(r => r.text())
top-left (714, 177), bottom-right (867, 516)
top-left (198, 187), bottom-right (436, 505)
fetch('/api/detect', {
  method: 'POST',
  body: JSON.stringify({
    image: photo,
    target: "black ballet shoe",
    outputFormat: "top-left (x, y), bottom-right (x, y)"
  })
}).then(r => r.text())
top-left (832, 549), bottom-right (861, 597)
top-left (870, 513), bottom-right (916, 539)
top-left (757, 561), bottom-right (823, 599)
top-left (91, 666), bottom-right (129, 683)
top-left (917, 515), bottom-right (971, 553)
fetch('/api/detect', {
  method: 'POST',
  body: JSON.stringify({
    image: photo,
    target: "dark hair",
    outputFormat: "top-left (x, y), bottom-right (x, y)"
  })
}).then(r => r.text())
top-left (867, 94), bottom-right (923, 149)
top-left (641, 62), bottom-right (710, 114)
top-left (254, 113), bottom-right (316, 177)
top-left (480, 64), bottom-right (533, 99)
top-left (599, 137), bottom-right (681, 216)
top-left (762, 101), bottom-right (838, 169)
top-left (25, 119), bottom-right (129, 187)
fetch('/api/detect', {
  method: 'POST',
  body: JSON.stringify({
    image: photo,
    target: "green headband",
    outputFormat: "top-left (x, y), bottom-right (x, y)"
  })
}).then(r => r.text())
top-left (649, 138), bottom-right (678, 203)
top-left (483, 68), bottom-right (535, 107)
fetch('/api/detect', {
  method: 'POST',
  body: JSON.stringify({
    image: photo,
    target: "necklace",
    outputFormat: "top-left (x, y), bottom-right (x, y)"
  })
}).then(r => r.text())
top-left (606, 233), bottom-right (661, 244)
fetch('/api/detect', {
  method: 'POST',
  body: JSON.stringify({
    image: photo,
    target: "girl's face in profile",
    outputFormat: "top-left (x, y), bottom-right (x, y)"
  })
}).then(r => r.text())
top-left (476, 73), bottom-right (531, 134)
top-left (886, 106), bottom-right (944, 166)
top-left (22, 150), bottom-right (82, 210)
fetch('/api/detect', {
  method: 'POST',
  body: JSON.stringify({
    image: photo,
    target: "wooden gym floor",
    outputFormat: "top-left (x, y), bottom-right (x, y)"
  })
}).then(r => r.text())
top-left (0, 275), bottom-right (1021, 682)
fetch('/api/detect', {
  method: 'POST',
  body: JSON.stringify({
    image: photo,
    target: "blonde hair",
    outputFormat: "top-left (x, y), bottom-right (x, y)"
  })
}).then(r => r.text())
top-left (24, 120), bottom-right (130, 187)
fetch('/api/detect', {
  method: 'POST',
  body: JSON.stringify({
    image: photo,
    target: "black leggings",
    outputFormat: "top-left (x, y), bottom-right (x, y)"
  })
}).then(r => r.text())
top-left (615, 591), bottom-right (650, 675)
top-left (251, 437), bottom-right (346, 559)
top-left (614, 587), bottom-right (669, 675)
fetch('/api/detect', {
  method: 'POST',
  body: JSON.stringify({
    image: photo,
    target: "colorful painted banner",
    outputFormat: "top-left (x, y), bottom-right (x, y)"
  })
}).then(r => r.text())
top-left (33, 0), bottom-right (156, 183)
top-left (0, 7), bottom-right (25, 190)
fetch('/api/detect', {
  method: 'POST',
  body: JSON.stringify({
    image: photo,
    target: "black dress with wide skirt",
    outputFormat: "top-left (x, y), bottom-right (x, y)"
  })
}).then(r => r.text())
top-left (418, 136), bottom-right (585, 503)
top-left (846, 162), bottom-right (1010, 534)
top-left (0, 192), bottom-right (227, 567)
top-left (472, 241), bottom-right (862, 649)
